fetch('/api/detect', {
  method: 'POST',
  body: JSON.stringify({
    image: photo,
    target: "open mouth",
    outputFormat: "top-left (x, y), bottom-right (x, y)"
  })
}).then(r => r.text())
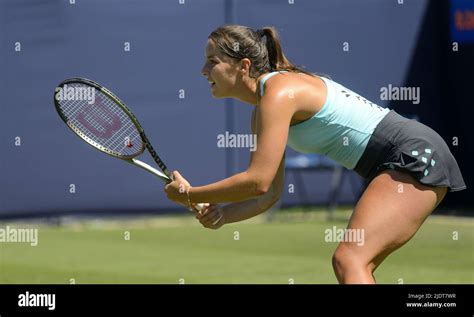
top-left (208, 80), bottom-right (216, 88)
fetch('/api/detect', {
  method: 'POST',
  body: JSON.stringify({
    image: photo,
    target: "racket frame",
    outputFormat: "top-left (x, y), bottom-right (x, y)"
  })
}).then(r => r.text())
top-left (54, 78), bottom-right (214, 218)
top-left (54, 78), bottom-right (172, 183)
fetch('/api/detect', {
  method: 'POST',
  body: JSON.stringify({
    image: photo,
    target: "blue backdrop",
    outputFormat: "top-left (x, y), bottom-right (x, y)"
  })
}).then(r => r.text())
top-left (1, 0), bottom-right (470, 217)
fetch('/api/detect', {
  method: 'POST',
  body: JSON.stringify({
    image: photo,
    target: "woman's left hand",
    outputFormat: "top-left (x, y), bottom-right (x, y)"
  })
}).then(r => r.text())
top-left (164, 171), bottom-right (191, 206)
top-left (195, 203), bottom-right (225, 229)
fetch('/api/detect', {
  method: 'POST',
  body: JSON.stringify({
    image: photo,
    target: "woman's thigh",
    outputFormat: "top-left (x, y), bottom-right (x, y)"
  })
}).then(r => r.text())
top-left (338, 169), bottom-right (447, 270)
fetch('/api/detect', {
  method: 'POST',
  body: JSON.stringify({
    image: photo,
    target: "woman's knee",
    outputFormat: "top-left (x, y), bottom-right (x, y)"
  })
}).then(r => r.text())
top-left (332, 243), bottom-right (373, 274)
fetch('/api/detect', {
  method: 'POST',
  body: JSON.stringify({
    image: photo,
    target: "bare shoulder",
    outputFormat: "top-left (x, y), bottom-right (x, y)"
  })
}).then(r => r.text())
top-left (260, 72), bottom-right (327, 118)
top-left (261, 72), bottom-right (326, 101)
top-left (258, 72), bottom-right (300, 105)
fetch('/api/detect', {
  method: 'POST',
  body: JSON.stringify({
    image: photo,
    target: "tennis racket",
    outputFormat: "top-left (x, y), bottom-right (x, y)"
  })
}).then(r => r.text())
top-left (53, 78), bottom-right (209, 214)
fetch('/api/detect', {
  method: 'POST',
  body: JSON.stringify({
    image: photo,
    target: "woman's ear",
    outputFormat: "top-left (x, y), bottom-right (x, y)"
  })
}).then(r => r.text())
top-left (240, 58), bottom-right (252, 74)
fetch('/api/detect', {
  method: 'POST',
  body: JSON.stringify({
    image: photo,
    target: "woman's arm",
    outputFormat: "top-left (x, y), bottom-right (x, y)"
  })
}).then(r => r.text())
top-left (195, 107), bottom-right (286, 228)
top-left (165, 83), bottom-right (294, 205)
top-left (221, 152), bottom-right (285, 223)
top-left (196, 153), bottom-right (285, 228)
top-left (187, 91), bottom-right (293, 204)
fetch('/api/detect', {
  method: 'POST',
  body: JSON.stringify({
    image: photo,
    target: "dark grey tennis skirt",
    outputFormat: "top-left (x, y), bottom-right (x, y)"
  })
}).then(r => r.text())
top-left (354, 110), bottom-right (466, 192)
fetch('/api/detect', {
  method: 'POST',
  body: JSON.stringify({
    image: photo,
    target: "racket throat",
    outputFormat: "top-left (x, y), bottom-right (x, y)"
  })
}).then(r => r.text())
top-left (128, 159), bottom-right (171, 183)
top-left (141, 135), bottom-right (172, 179)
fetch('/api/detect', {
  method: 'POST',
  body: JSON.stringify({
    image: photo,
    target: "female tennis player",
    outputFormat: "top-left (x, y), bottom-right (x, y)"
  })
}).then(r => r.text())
top-left (164, 25), bottom-right (466, 284)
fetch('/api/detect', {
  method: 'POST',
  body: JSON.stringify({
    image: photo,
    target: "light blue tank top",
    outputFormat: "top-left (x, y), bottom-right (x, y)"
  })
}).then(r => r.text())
top-left (259, 71), bottom-right (389, 169)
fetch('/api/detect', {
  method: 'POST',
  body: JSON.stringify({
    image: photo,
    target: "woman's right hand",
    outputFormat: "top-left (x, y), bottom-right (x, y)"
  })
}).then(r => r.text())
top-left (195, 203), bottom-right (225, 229)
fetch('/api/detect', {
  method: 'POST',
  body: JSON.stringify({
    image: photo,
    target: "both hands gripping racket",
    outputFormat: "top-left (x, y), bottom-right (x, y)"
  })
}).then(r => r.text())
top-left (53, 78), bottom-right (209, 214)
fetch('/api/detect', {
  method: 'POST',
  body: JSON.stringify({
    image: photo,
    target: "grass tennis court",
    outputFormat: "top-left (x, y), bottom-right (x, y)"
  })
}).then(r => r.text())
top-left (0, 208), bottom-right (472, 284)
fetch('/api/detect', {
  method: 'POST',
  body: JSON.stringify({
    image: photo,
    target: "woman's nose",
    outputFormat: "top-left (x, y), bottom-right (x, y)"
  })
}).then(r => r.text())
top-left (201, 64), bottom-right (209, 77)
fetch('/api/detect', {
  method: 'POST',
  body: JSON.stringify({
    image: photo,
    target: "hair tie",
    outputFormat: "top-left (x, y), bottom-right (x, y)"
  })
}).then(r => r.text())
top-left (255, 29), bottom-right (266, 40)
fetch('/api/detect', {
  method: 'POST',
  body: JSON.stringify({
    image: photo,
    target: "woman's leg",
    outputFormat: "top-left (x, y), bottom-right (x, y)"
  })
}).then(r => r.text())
top-left (332, 169), bottom-right (447, 284)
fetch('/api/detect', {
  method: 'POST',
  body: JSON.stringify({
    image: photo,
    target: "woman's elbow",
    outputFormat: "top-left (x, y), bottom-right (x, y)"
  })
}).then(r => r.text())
top-left (253, 180), bottom-right (273, 196)
top-left (247, 172), bottom-right (273, 197)
top-left (246, 172), bottom-right (271, 196)
top-left (254, 186), bottom-right (269, 196)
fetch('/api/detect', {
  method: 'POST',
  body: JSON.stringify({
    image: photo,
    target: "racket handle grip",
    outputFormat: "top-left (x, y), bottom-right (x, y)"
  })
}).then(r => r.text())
top-left (194, 203), bottom-right (205, 212)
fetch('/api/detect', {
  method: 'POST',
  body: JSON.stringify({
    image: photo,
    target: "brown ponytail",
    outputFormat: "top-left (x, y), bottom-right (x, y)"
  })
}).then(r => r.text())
top-left (260, 27), bottom-right (313, 76)
top-left (209, 25), bottom-right (317, 78)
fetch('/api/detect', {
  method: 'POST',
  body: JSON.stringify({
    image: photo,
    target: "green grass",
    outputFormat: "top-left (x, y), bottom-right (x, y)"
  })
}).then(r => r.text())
top-left (0, 208), bottom-right (472, 284)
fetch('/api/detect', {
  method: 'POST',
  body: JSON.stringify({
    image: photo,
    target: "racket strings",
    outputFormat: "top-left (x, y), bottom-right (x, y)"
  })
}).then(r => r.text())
top-left (57, 83), bottom-right (143, 157)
